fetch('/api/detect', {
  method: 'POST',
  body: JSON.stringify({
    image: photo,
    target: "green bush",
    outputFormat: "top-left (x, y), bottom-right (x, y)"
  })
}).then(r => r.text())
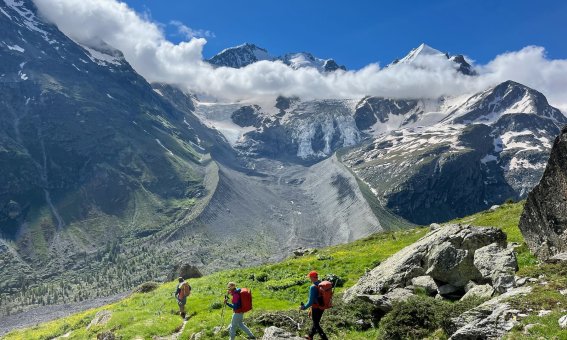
top-left (378, 295), bottom-right (488, 339)
top-left (323, 274), bottom-right (346, 288)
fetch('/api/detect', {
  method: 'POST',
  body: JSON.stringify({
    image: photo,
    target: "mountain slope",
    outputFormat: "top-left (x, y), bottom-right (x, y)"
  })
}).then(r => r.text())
top-left (6, 201), bottom-right (553, 340)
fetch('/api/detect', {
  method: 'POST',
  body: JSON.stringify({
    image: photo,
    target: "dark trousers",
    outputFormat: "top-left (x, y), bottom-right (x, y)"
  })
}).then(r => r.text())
top-left (309, 308), bottom-right (328, 340)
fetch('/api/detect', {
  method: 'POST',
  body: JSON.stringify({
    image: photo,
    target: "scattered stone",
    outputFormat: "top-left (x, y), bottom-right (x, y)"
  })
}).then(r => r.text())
top-left (559, 315), bottom-right (567, 329)
top-left (411, 275), bottom-right (438, 296)
top-left (560, 289), bottom-right (567, 296)
top-left (212, 326), bottom-right (222, 334)
top-left (490, 205), bottom-right (500, 211)
top-left (546, 252), bottom-right (567, 264)
top-left (461, 284), bottom-right (494, 301)
top-left (261, 326), bottom-right (304, 340)
top-left (473, 243), bottom-right (518, 293)
top-left (97, 331), bottom-right (115, 340)
top-left (448, 286), bottom-right (532, 339)
top-left (515, 276), bottom-right (528, 287)
top-left (292, 247), bottom-right (317, 257)
top-left (87, 310), bottom-right (112, 330)
top-left (189, 332), bottom-right (203, 340)
top-left (538, 310), bottom-right (552, 317)
top-left (523, 323), bottom-right (541, 334)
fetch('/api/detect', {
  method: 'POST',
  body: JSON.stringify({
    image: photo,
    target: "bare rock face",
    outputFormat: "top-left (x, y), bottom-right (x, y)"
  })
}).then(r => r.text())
top-left (519, 126), bottom-right (567, 260)
top-left (343, 224), bottom-right (517, 302)
top-left (448, 287), bottom-right (532, 339)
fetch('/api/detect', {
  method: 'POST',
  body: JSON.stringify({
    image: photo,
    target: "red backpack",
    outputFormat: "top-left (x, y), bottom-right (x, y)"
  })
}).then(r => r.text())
top-left (237, 288), bottom-right (253, 313)
top-left (178, 282), bottom-right (191, 299)
top-left (315, 281), bottom-right (333, 310)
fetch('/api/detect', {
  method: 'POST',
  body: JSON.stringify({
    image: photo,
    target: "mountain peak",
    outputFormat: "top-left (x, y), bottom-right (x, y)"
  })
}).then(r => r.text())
top-left (396, 43), bottom-right (446, 64)
top-left (208, 42), bottom-right (273, 68)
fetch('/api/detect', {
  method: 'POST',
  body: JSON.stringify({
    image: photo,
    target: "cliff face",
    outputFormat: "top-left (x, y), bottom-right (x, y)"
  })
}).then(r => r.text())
top-left (519, 125), bottom-right (567, 260)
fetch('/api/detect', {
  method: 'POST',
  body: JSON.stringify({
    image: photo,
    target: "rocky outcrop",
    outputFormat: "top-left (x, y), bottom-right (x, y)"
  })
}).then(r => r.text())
top-left (261, 326), bottom-right (303, 340)
top-left (448, 286), bottom-right (532, 339)
top-left (343, 224), bottom-right (518, 302)
top-left (519, 126), bottom-right (567, 260)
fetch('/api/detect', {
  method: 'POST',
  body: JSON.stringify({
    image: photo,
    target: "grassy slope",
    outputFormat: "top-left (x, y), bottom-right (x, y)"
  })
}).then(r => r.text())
top-left (5, 202), bottom-right (567, 339)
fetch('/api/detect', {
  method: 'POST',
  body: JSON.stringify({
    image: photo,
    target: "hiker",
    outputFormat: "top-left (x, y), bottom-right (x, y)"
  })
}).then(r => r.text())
top-left (225, 282), bottom-right (256, 340)
top-left (299, 271), bottom-right (329, 340)
top-left (175, 277), bottom-right (191, 318)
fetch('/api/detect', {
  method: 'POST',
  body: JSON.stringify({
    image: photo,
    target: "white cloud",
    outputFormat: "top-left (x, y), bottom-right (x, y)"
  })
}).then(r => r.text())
top-left (170, 20), bottom-right (215, 40)
top-left (33, 0), bottom-right (567, 112)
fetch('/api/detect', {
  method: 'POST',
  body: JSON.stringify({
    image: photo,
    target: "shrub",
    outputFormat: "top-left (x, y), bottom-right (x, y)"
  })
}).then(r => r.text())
top-left (209, 301), bottom-right (223, 310)
top-left (133, 281), bottom-right (159, 294)
top-left (323, 274), bottom-right (346, 288)
top-left (378, 295), bottom-right (488, 339)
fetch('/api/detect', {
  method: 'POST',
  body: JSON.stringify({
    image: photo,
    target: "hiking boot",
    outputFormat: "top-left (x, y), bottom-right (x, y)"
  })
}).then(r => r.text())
top-left (303, 337), bottom-right (312, 340)
top-left (180, 312), bottom-right (186, 318)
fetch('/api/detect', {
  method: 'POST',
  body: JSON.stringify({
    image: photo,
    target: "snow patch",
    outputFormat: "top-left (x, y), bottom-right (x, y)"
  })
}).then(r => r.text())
top-left (155, 139), bottom-right (174, 156)
top-left (82, 45), bottom-right (122, 66)
top-left (7, 44), bottom-right (24, 52)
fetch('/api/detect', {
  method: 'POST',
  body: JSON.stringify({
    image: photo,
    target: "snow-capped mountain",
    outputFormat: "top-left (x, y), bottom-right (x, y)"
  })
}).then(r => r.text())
top-left (207, 43), bottom-right (273, 68)
top-left (390, 43), bottom-right (476, 75)
top-left (207, 42), bottom-right (346, 71)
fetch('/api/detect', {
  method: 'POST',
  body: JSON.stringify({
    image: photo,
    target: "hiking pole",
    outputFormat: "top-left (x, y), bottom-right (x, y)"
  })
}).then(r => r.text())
top-left (219, 294), bottom-right (227, 328)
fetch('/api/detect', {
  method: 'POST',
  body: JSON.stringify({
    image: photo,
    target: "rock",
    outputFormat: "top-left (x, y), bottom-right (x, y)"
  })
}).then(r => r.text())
top-left (261, 326), bottom-right (304, 340)
top-left (292, 247), bottom-right (317, 257)
top-left (559, 315), bottom-right (567, 329)
top-left (357, 288), bottom-right (414, 312)
top-left (538, 310), bottom-right (552, 317)
top-left (87, 310), bottom-right (112, 330)
top-left (343, 224), bottom-right (507, 302)
top-left (438, 284), bottom-right (460, 296)
top-left (411, 275), bottom-right (438, 296)
top-left (133, 281), bottom-right (159, 293)
top-left (473, 243), bottom-right (518, 293)
top-left (560, 289), bottom-right (567, 296)
top-left (168, 263), bottom-right (202, 281)
top-left (96, 331), bottom-right (115, 340)
top-left (448, 286), bottom-right (532, 339)
top-left (519, 126), bottom-right (567, 260)
top-left (515, 276), bottom-right (528, 287)
top-left (212, 326), bottom-right (222, 334)
top-left (460, 284), bottom-right (494, 301)
top-left (490, 205), bottom-right (500, 211)
top-left (523, 323), bottom-right (541, 334)
top-left (546, 252), bottom-right (567, 264)
top-left (190, 332), bottom-right (203, 340)
top-left (464, 280), bottom-right (477, 293)
top-left (430, 223), bottom-right (441, 231)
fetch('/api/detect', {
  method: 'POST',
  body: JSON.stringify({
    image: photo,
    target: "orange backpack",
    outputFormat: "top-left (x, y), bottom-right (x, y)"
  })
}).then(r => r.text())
top-left (178, 282), bottom-right (191, 299)
top-left (315, 281), bottom-right (333, 310)
top-left (237, 288), bottom-right (253, 313)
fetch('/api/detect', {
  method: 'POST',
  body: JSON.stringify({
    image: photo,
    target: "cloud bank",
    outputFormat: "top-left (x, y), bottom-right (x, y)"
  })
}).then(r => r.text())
top-left (33, 0), bottom-right (567, 112)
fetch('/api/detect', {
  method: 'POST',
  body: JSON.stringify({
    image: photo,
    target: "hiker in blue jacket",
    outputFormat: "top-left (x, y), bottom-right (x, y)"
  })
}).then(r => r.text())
top-left (225, 282), bottom-right (256, 340)
top-left (299, 271), bottom-right (328, 340)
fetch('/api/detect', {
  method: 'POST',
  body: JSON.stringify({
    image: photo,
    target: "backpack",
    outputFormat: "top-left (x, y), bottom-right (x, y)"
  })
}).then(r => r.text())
top-left (237, 288), bottom-right (253, 313)
top-left (178, 282), bottom-right (191, 299)
top-left (315, 281), bottom-right (333, 310)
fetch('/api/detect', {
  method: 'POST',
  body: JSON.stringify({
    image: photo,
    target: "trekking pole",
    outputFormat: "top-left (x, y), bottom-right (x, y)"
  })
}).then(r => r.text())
top-left (219, 294), bottom-right (226, 328)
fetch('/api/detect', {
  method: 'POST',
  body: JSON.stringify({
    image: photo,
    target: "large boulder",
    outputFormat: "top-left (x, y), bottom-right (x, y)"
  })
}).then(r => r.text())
top-left (168, 263), bottom-right (203, 281)
top-left (343, 224), bottom-right (516, 302)
top-left (474, 244), bottom-right (518, 293)
top-left (519, 126), bottom-right (567, 260)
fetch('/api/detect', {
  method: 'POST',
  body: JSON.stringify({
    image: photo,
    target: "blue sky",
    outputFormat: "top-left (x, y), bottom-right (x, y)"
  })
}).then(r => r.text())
top-left (122, 0), bottom-right (567, 69)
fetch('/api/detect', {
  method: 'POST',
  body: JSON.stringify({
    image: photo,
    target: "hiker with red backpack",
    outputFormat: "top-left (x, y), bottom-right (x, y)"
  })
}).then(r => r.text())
top-left (225, 281), bottom-right (256, 340)
top-left (175, 277), bottom-right (191, 319)
top-left (299, 271), bottom-right (331, 340)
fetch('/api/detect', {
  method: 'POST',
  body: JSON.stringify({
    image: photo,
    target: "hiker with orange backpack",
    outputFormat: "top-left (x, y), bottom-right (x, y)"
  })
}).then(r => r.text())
top-left (225, 282), bottom-right (256, 340)
top-left (175, 277), bottom-right (191, 319)
top-left (299, 271), bottom-right (331, 340)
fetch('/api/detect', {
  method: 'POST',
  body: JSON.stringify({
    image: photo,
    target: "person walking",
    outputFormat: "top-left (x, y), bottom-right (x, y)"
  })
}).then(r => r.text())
top-left (225, 282), bottom-right (256, 340)
top-left (175, 277), bottom-right (191, 319)
top-left (299, 271), bottom-right (328, 340)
